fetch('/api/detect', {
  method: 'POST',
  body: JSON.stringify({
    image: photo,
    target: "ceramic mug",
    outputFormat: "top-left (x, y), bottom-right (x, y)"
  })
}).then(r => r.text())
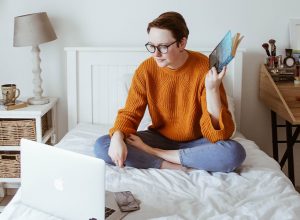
top-left (1, 84), bottom-right (20, 105)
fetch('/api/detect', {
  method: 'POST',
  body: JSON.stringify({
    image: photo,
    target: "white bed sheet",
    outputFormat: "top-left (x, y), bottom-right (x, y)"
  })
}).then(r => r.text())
top-left (1, 123), bottom-right (300, 220)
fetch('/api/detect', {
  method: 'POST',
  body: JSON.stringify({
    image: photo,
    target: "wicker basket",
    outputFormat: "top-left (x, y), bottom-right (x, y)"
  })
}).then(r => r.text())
top-left (0, 114), bottom-right (49, 146)
top-left (0, 151), bottom-right (20, 178)
top-left (0, 119), bottom-right (36, 146)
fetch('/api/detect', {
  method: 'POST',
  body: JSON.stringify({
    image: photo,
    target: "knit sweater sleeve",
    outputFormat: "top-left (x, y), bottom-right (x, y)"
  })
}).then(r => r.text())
top-left (199, 82), bottom-right (235, 143)
top-left (109, 69), bottom-right (147, 137)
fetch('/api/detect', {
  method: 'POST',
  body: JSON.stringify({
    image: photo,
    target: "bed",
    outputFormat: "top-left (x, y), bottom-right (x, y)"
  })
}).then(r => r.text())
top-left (1, 47), bottom-right (300, 220)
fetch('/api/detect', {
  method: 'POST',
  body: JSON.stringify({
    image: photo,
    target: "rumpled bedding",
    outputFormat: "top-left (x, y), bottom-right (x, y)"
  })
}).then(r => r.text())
top-left (1, 123), bottom-right (300, 220)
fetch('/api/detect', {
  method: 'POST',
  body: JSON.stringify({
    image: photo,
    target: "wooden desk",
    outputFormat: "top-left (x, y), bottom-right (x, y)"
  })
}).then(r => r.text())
top-left (260, 64), bottom-right (300, 185)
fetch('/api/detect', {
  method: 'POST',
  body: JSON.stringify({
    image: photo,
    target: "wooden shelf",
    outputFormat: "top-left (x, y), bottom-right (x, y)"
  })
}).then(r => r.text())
top-left (0, 178), bottom-right (20, 183)
top-left (0, 146), bottom-right (20, 151)
top-left (260, 64), bottom-right (300, 125)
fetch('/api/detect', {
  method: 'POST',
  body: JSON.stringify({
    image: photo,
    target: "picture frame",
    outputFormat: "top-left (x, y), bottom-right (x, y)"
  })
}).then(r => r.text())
top-left (289, 18), bottom-right (300, 52)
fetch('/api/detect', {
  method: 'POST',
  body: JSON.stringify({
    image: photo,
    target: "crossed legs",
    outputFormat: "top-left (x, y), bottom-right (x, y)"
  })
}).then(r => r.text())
top-left (94, 130), bottom-right (246, 172)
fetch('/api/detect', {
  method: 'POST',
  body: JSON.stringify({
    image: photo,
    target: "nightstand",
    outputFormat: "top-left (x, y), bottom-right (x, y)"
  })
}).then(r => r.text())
top-left (259, 65), bottom-right (300, 185)
top-left (0, 97), bottom-right (58, 211)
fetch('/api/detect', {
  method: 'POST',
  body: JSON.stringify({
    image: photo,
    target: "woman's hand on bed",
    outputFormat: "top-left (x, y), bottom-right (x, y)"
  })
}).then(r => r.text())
top-left (109, 131), bottom-right (128, 167)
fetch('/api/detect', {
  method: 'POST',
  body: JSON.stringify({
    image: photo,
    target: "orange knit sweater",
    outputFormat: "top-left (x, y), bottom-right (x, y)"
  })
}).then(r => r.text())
top-left (109, 50), bottom-right (234, 143)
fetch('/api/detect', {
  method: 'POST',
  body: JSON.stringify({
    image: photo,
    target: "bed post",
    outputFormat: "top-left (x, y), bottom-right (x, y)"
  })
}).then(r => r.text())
top-left (65, 48), bottom-right (78, 131)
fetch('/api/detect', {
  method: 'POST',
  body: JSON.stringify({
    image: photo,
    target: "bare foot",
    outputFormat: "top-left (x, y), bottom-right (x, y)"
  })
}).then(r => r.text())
top-left (126, 134), bottom-right (154, 154)
top-left (160, 161), bottom-right (193, 172)
top-left (160, 160), bottom-right (182, 170)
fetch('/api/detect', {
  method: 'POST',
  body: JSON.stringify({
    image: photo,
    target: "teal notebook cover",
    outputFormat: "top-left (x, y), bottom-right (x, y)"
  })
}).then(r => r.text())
top-left (209, 31), bottom-right (234, 73)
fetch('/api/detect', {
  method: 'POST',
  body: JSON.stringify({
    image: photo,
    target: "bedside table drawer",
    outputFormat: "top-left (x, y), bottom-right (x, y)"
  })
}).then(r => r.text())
top-left (0, 151), bottom-right (20, 178)
top-left (0, 119), bottom-right (36, 146)
top-left (0, 113), bottom-right (50, 146)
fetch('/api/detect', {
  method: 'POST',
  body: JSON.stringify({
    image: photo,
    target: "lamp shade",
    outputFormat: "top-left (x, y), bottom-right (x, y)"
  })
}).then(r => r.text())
top-left (13, 12), bottom-right (57, 47)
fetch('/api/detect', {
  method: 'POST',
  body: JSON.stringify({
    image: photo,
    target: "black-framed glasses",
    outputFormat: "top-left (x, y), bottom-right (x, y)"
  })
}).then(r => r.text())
top-left (145, 40), bottom-right (177, 54)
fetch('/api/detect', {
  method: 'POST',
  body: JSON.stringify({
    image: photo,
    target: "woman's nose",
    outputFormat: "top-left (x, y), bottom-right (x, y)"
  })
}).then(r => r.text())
top-left (153, 49), bottom-right (162, 57)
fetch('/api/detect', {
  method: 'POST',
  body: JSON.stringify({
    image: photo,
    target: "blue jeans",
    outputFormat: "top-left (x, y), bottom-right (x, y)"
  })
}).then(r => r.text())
top-left (94, 130), bottom-right (246, 172)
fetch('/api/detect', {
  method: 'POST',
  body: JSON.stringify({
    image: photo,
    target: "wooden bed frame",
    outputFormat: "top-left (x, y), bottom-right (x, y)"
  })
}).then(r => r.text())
top-left (65, 47), bottom-right (243, 131)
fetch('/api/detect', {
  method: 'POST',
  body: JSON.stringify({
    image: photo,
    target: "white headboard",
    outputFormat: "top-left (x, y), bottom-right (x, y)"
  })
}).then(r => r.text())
top-left (65, 47), bottom-right (243, 131)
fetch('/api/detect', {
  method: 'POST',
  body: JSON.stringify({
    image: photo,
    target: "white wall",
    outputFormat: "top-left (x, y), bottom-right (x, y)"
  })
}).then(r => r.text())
top-left (1, 0), bottom-right (300, 184)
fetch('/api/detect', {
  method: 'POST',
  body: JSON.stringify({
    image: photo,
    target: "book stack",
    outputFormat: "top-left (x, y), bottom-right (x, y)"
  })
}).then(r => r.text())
top-left (0, 100), bottom-right (28, 110)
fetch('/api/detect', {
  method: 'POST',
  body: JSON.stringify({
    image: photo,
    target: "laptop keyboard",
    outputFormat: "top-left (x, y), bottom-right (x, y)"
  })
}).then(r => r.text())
top-left (105, 207), bottom-right (115, 218)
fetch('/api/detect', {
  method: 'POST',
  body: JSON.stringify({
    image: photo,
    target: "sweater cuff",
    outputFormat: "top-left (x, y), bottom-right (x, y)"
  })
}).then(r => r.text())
top-left (200, 107), bottom-right (234, 142)
top-left (109, 126), bottom-right (136, 138)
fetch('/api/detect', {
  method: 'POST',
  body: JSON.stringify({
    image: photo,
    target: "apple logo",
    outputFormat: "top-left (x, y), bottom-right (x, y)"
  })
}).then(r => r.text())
top-left (54, 178), bottom-right (64, 191)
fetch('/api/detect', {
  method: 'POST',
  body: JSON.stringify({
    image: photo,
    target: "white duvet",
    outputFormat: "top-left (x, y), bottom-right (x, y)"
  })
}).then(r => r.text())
top-left (1, 123), bottom-right (300, 220)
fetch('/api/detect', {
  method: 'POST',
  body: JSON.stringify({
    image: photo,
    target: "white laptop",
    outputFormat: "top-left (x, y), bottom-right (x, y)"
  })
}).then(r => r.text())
top-left (20, 138), bottom-right (127, 220)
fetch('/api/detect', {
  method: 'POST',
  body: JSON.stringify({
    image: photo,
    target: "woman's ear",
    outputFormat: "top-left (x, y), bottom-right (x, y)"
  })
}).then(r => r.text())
top-left (179, 37), bottom-right (187, 51)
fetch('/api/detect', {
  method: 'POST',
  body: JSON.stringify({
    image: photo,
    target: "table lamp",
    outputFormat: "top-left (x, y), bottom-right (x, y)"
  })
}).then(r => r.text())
top-left (13, 12), bottom-right (57, 105)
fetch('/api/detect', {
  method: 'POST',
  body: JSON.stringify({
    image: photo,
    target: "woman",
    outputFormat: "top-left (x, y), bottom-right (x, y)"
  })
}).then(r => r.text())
top-left (94, 11), bottom-right (246, 172)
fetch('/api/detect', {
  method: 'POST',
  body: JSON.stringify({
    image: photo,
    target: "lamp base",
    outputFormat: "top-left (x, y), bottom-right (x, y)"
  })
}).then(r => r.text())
top-left (27, 97), bottom-right (50, 105)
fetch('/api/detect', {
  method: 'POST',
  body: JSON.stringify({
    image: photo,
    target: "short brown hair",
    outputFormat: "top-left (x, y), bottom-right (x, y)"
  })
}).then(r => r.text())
top-left (147, 12), bottom-right (189, 42)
